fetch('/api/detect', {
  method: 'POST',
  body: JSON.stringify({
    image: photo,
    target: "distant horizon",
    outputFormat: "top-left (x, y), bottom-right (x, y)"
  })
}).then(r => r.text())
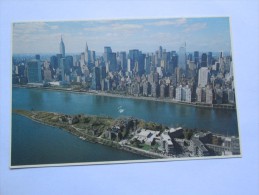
top-left (13, 17), bottom-right (232, 55)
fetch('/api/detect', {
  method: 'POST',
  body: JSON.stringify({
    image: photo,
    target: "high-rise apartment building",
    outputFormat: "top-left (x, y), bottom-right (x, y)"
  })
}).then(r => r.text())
top-left (198, 67), bottom-right (209, 87)
top-left (175, 85), bottom-right (191, 102)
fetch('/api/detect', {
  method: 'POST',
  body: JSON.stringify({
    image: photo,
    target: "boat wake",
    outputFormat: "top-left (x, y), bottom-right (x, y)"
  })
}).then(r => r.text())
top-left (117, 106), bottom-right (125, 113)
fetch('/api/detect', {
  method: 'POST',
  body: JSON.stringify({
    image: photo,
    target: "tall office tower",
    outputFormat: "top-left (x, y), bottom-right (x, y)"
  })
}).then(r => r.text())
top-left (119, 52), bottom-right (127, 72)
top-left (162, 51), bottom-right (170, 62)
top-left (169, 54), bottom-right (178, 75)
top-left (85, 42), bottom-right (90, 65)
top-left (60, 36), bottom-right (65, 58)
top-left (187, 53), bottom-right (192, 61)
top-left (198, 67), bottom-right (209, 87)
top-left (207, 52), bottom-right (212, 66)
top-left (178, 45), bottom-right (186, 71)
top-left (158, 46), bottom-right (163, 59)
top-left (27, 60), bottom-right (42, 83)
top-left (60, 58), bottom-right (66, 81)
top-left (154, 51), bottom-right (159, 66)
top-left (137, 53), bottom-right (145, 76)
top-left (91, 67), bottom-right (101, 90)
top-left (127, 59), bottom-right (134, 72)
top-left (129, 49), bottom-right (139, 62)
top-left (80, 52), bottom-right (85, 66)
top-left (194, 51), bottom-right (199, 66)
top-left (201, 53), bottom-right (208, 67)
top-left (110, 52), bottom-right (117, 72)
top-left (50, 55), bottom-right (58, 69)
top-left (56, 54), bottom-right (63, 68)
top-left (90, 50), bottom-right (96, 64)
top-left (65, 56), bottom-right (73, 71)
top-left (161, 51), bottom-right (170, 72)
top-left (128, 49), bottom-right (140, 72)
top-left (144, 55), bottom-right (152, 75)
top-left (100, 65), bottom-right (106, 79)
top-left (104, 46), bottom-right (112, 63)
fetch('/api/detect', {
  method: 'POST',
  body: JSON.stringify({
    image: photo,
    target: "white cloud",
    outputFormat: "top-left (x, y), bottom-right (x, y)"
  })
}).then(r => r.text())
top-left (184, 22), bottom-right (207, 32)
top-left (83, 23), bottom-right (143, 33)
top-left (13, 22), bottom-right (48, 35)
top-left (146, 18), bottom-right (187, 26)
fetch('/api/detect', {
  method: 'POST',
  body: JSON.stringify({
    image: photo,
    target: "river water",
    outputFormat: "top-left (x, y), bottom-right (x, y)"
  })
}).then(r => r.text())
top-left (11, 87), bottom-right (239, 166)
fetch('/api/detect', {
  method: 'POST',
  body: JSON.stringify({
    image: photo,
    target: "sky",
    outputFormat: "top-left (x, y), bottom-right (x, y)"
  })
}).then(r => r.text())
top-left (12, 17), bottom-right (232, 54)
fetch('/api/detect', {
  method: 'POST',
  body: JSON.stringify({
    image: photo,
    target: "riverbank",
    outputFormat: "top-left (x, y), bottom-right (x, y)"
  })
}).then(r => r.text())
top-left (12, 84), bottom-right (236, 110)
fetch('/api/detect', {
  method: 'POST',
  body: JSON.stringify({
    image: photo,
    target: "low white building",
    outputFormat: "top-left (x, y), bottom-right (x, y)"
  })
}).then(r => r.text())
top-left (133, 129), bottom-right (159, 146)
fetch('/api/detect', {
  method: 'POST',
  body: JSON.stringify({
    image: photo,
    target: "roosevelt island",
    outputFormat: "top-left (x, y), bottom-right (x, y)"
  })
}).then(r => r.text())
top-left (13, 109), bottom-right (240, 161)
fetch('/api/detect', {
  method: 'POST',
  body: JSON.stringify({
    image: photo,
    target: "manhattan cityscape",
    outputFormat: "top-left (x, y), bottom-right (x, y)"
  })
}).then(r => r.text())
top-left (11, 18), bottom-right (240, 167)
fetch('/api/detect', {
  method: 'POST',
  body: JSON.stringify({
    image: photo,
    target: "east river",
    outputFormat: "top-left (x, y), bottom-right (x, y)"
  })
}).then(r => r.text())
top-left (11, 87), bottom-right (239, 166)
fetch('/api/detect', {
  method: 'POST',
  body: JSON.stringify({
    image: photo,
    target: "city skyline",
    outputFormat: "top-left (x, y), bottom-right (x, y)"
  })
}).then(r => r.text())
top-left (13, 17), bottom-right (232, 54)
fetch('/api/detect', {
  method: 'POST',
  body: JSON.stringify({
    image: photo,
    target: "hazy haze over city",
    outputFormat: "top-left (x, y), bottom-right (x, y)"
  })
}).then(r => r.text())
top-left (13, 17), bottom-right (232, 54)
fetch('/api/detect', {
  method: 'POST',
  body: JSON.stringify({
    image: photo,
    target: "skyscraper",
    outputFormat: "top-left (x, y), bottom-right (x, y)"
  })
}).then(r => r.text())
top-left (178, 44), bottom-right (186, 71)
top-left (60, 36), bottom-right (65, 58)
top-left (104, 46), bottom-right (112, 63)
top-left (85, 42), bottom-right (89, 65)
top-left (91, 67), bottom-right (101, 90)
top-left (158, 46), bottom-right (163, 59)
top-left (198, 67), bottom-right (209, 87)
top-left (194, 51), bottom-right (199, 66)
top-left (208, 52), bottom-right (212, 66)
top-left (90, 50), bottom-right (96, 64)
top-left (50, 55), bottom-right (58, 69)
top-left (27, 60), bottom-right (42, 83)
top-left (201, 53), bottom-right (208, 67)
top-left (119, 52), bottom-right (127, 72)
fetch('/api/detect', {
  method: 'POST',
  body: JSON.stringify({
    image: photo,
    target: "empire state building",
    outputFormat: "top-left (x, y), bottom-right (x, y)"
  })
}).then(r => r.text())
top-left (60, 36), bottom-right (65, 57)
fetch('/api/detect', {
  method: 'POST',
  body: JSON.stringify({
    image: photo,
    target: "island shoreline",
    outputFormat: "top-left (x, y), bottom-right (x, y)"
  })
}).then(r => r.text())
top-left (12, 110), bottom-right (166, 159)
